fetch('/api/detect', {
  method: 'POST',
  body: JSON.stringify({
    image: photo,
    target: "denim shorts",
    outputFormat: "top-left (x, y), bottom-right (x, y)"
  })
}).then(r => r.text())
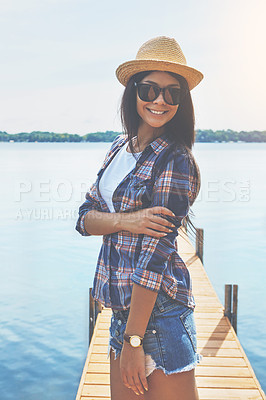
top-left (108, 290), bottom-right (203, 377)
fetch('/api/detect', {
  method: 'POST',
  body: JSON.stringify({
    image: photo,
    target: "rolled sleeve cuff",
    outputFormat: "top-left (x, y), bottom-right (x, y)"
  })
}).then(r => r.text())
top-left (131, 268), bottom-right (163, 292)
top-left (76, 212), bottom-right (91, 236)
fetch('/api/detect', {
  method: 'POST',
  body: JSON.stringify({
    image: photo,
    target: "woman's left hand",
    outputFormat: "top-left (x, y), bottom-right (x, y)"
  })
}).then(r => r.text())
top-left (120, 341), bottom-right (148, 396)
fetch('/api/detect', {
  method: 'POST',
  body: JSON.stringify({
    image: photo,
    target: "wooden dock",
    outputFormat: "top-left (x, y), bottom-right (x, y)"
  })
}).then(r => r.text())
top-left (75, 228), bottom-right (266, 400)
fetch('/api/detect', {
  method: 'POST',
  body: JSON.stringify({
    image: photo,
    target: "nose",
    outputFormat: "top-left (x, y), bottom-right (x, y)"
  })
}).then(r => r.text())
top-left (153, 91), bottom-right (166, 105)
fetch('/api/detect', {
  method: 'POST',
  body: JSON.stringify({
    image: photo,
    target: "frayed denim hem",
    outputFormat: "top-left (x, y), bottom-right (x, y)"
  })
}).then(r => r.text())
top-left (107, 342), bottom-right (121, 361)
top-left (196, 352), bottom-right (203, 364)
top-left (107, 343), bottom-right (203, 377)
top-left (152, 352), bottom-right (203, 377)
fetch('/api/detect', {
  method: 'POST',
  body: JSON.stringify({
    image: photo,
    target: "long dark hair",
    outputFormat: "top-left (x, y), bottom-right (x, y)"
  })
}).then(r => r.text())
top-left (119, 70), bottom-right (202, 242)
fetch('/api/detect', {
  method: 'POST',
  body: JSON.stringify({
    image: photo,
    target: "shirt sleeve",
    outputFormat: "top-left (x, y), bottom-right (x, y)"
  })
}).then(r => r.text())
top-left (75, 134), bottom-right (124, 236)
top-left (131, 149), bottom-right (194, 291)
top-left (75, 181), bottom-right (102, 236)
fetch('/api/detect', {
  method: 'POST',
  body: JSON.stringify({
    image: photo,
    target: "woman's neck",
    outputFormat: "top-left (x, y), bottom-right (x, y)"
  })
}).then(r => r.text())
top-left (134, 124), bottom-right (165, 152)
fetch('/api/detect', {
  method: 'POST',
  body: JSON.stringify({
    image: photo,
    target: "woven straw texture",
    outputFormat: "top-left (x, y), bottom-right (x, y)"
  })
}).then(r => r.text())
top-left (116, 36), bottom-right (203, 90)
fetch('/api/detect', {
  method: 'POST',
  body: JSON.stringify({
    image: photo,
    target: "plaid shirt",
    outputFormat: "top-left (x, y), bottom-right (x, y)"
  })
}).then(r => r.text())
top-left (76, 132), bottom-right (199, 310)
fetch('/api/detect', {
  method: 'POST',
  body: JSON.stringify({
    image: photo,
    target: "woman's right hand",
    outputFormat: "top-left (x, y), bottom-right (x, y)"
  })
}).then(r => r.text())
top-left (118, 206), bottom-right (176, 238)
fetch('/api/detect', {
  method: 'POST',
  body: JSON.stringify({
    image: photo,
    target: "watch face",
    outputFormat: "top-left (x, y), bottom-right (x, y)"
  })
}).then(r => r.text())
top-left (130, 336), bottom-right (141, 347)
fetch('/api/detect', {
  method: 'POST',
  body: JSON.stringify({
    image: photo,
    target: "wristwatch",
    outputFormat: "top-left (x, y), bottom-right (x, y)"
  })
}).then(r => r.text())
top-left (123, 333), bottom-right (143, 348)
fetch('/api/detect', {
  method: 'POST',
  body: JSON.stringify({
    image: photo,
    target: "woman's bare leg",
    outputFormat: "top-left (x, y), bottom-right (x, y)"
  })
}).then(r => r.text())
top-left (145, 368), bottom-right (199, 400)
top-left (110, 349), bottom-right (199, 400)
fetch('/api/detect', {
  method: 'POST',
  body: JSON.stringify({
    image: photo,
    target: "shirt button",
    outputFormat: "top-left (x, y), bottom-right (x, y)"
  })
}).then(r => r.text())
top-left (152, 330), bottom-right (157, 334)
top-left (117, 320), bottom-right (122, 326)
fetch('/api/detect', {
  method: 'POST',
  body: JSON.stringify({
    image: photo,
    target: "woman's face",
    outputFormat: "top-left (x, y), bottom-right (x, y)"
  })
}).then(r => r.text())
top-left (136, 71), bottom-right (180, 130)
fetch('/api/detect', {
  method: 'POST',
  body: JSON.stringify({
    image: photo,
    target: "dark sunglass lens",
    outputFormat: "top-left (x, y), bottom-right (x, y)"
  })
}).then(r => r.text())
top-left (147, 85), bottom-right (158, 102)
top-left (138, 84), bottom-right (158, 102)
top-left (164, 87), bottom-right (181, 105)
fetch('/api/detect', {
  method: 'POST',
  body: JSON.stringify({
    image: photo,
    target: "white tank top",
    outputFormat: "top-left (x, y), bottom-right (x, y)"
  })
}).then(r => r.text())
top-left (99, 142), bottom-right (142, 212)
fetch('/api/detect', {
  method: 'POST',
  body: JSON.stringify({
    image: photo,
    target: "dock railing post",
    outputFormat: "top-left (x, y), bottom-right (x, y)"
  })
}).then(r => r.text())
top-left (89, 287), bottom-right (103, 344)
top-left (224, 284), bottom-right (238, 334)
top-left (224, 284), bottom-right (232, 321)
top-left (232, 284), bottom-right (238, 334)
top-left (89, 288), bottom-right (94, 344)
top-left (182, 218), bottom-right (188, 232)
top-left (195, 228), bottom-right (204, 263)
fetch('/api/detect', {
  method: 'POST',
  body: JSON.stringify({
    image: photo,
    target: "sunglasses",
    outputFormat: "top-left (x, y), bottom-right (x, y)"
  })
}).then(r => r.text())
top-left (134, 82), bottom-right (181, 106)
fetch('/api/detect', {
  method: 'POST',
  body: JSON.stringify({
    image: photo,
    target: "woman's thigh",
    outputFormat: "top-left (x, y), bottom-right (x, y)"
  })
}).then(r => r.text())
top-left (110, 350), bottom-right (199, 400)
top-left (145, 368), bottom-right (199, 400)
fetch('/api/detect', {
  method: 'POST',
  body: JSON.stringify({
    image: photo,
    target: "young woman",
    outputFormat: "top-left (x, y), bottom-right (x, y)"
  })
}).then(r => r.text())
top-left (76, 36), bottom-right (204, 400)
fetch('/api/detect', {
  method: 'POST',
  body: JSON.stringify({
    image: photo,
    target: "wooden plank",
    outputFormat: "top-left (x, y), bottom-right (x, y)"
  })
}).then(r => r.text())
top-left (193, 306), bottom-right (225, 312)
top-left (199, 348), bottom-right (243, 357)
top-left (94, 337), bottom-right (110, 345)
top-left (98, 322), bottom-right (110, 330)
top-left (91, 344), bottom-right (109, 354)
top-left (85, 373), bottom-right (110, 384)
top-left (97, 329), bottom-right (110, 336)
top-left (195, 325), bottom-right (231, 333)
top-left (89, 354), bottom-right (110, 363)
top-left (197, 388), bottom-right (262, 399)
top-left (196, 357), bottom-right (247, 367)
top-left (194, 319), bottom-right (229, 326)
top-left (196, 366), bottom-right (251, 377)
top-left (82, 384), bottom-right (111, 397)
top-left (81, 398), bottom-right (110, 400)
top-left (87, 363), bottom-right (110, 373)
top-left (198, 338), bottom-right (239, 348)
top-left (196, 376), bottom-right (257, 389)
top-left (197, 332), bottom-right (234, 340)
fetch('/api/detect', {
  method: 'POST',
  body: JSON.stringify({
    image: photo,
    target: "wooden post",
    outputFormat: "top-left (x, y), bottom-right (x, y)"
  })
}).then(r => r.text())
top-left (89, 288), bottom-right (94, 344)
top-left (232, 284), bottom-right (238, 334)
top-left (95, 300), bottom-right (102, 323)
top-left (89, 288), bottom-right (103, 344)
top-left (224, 284), bottom-right (232, 321)
top-left (196, 228), bottom-right (204, 263)
top-left (182, 218), bottom-right (188, 232)
top-left (224, 284), bottom-right (238, 334)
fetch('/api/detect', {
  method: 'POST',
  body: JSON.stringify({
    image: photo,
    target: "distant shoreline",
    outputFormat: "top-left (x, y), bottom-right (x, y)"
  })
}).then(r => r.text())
top-left (1, 129), bottom-right (266, 143)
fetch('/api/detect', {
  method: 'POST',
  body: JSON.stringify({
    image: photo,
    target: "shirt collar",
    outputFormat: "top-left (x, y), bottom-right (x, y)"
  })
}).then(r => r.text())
top-left (123, 131), bottom-right (173, 156)
top-left (149, 131), bottom-right (173, 154)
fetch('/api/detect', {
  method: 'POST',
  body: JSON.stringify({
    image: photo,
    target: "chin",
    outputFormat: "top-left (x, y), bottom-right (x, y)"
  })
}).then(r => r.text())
top-left (147, 121), bottom-right (167, 129)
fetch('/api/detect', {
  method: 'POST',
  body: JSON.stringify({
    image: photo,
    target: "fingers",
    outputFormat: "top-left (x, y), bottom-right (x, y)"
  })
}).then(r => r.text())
top-left (151, 206), bottom-right (176, 218)
top-left (144, 228), bottom-right (169, 238)
top-left (121, 371), bottom-right (147, 396)
top-left (143, 209), bottom-right (177, 238)
top-left (152, 214), bottom-right (176, 228)
top-left (121, 374), bottom-right (131, 390)
top-left (149, 207), bottom-right (177, 226)
top-left (133, 375), bottom-right (144, 396)
top-left (148, 220), bottom-right (175, 234)
top-left (127, 374), bottom-right (142, 396)
top-left (139, 371), bottom-right (148, 393)
top-left (123, 206), bottom-right (177, 236)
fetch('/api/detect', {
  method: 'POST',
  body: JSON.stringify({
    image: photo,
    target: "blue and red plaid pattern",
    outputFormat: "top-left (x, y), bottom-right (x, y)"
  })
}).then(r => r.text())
top-left (76, 132), bottom-right (199, 310)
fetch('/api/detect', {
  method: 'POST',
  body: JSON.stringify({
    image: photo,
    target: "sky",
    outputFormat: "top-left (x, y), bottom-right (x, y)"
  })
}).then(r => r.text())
top-left (0, 0), bottom-right (265, 135)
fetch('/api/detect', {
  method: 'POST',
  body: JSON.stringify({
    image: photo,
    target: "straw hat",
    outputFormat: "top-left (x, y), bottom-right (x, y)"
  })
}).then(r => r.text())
top-left (116, 36), bottom-right (203, 91)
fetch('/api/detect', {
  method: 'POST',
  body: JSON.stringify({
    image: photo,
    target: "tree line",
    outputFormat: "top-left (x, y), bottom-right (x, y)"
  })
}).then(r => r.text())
top-left (0, 129), bottom-right (266, 143)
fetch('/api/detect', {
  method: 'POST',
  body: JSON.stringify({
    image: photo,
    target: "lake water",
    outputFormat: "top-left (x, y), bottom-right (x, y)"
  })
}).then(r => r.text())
top-left (0, 142), bottom-right (265, 399)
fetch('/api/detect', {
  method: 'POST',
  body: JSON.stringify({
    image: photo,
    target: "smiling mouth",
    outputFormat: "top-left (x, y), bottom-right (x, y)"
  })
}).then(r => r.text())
top-left (147, 108), bottom-right (168, 115)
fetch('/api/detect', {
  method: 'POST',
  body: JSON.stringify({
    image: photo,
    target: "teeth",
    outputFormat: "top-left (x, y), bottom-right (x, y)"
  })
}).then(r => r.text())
top-left (148, 109), bottom-right (166, 115)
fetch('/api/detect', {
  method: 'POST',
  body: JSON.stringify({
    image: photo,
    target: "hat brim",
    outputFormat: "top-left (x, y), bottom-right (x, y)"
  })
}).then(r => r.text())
top-left (116, 59), bottom-right (203, 91)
